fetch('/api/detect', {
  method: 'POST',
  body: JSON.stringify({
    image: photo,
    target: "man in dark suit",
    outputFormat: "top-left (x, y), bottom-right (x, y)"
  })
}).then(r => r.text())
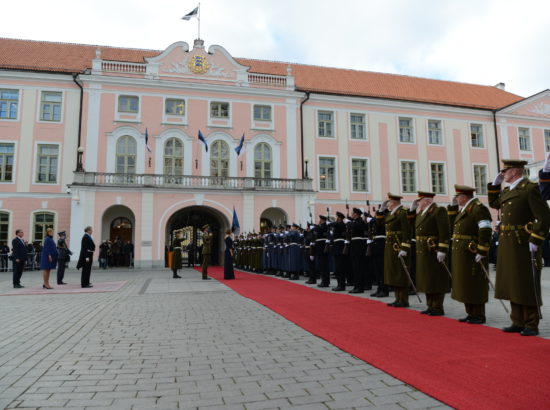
top-left (11, 229), bottom-right (27, 288)
top-left (77, 226), bottom-right (96, 288)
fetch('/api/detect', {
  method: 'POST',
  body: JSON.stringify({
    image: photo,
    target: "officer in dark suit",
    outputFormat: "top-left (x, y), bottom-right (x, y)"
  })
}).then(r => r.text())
top-left (11, 228), bottom-right (27, 288)
top-left (331, 211), bottom-right (347, 291)
top-left (77, 226), bottom-right (96, 288)
top-left (348, 208), bottom-right (367, 293)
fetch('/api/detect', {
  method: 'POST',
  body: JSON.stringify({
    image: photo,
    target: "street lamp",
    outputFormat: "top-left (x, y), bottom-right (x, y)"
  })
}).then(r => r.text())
top-left (76, 146), bottom-right (84, 172)
top-left (304, 157), bottom-right (309, 179)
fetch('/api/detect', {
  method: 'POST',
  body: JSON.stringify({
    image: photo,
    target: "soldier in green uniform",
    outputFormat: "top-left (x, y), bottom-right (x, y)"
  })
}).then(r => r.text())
top-left (488, 159), bottom-right (550, 336)
top-left (377, 193), bottom-right (412, 307)
top-left (171, 230), bottom-right (183, 279)
top-left (448, 185), bottom-right (492, 324)
top-left (414, 191), bottom-right (451, 316)
top-left (201, 224), bottom-right (213, 280)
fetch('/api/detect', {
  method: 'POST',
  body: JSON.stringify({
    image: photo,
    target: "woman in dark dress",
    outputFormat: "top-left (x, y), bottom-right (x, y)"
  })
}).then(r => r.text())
top-left (40, 228), bottom-right (58, 289)
top-left (224, 229), bottom-right (235, 280)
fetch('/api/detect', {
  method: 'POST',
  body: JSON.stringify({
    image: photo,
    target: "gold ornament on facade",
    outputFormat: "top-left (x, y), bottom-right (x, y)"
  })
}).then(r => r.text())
top-left (188, 55), bottom-right (210, 74)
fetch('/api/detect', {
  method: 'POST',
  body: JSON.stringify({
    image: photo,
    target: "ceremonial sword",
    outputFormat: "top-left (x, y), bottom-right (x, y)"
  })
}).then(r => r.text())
top-left (477, 260), bottom-right (509, 314)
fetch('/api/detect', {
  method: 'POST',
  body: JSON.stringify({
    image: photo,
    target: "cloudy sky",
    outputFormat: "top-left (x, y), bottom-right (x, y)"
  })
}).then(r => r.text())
top-left (3, 0), bottom-right (549, 97)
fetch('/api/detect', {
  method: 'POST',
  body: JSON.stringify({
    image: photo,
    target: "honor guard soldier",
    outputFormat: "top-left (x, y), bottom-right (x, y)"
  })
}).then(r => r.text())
top-left (331, 211), bottom-right (348, 291)
top-left (201, 225), bottom-right (213, 280)
top-left (287, 224), bottom-right (301, 280)
top-left (313, 215), bottom-right (330, 287)
top-left (378, 193), bottom-right (413, 307)
top-left (304, 224), bottom-right (316, 283)
top-left (171, 230), bottom-right (183, 278)
top-left (488, 159), bottom-right (550, 336)
top-left (370, 205), bottom-right (389, 298)
top-left (448, 185), bottom-right (492, 324)
top-left (348, 208), bottom-right (368, 293)
top-left (414, 191), bottom-right (451, 316)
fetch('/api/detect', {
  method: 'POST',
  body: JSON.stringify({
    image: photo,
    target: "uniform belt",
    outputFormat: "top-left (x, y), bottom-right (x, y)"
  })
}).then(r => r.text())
top-left (333, 239), bottom-right (345, 242)
top-left (452, 234), bottom-right (475, 240)
top-left (374, 235), bottom-right (386, 239)
top-left (386, 231), bottom-right (402, 235)
top-left (289, 243), bottom-right (298, 245)
top-left (351, 237), bottom-right (366, 240)
top-left (174, 247), bottom-right (182, 249)
top-left (499, 224), bottom-right (525, 231)
top-left (315, 238), bottom-right (326, 242)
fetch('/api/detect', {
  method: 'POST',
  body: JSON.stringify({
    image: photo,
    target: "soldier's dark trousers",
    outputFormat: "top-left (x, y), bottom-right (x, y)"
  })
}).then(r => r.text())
top-left (202, 255), bottom-right (210, 278)
top-left (316, 252), bottom-right (329, 285)
top-left (395, 287), bottom-right (409, 304)
top-left (426, 293), bottom-right (445, 314)
top-left (56, 259), bottom-right (67, 284)
top-left (334, 254), bottom-right (346, 287)
top-left (13, 260), bottom-right (24, 286)
top-left (371, 254), bottom-right (387, 292)
top-left (510, 302), bottom-right (539, 331)
top-left (465, 303), bottom-right (485, 320)
top-left (351, 254), bottom-right (366, 290)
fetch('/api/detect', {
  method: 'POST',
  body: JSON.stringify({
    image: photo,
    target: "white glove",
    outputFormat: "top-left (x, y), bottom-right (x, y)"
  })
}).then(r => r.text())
top-left (398, 250), bottom-right (407, 258)
top-left (493, 172), bottom-right (504, 185)
top-left (451, 196), bottom-right (458, 207)
top-left (411, 199), bottom-right (419, 212)
top-left (544, 152), bottom-right (550, 172)
top-left (325, 240), bottom-right (330, 243)
top-left (309, 256), bottom-right (314, 261)
top-left (437, 251), bottom-right (446, 263)
top-left (367, 239), bottom-right (374, 244)
top-left (475, 254), bottom-right (485, 263)
top-left (529, 242), bottom-right (539, 253)
top-left (380, 200), bottom-right (389, 212)
top-left (344, 240), bottom-right (350, 244)
top-left (366, 217), bottom-right (373, 223)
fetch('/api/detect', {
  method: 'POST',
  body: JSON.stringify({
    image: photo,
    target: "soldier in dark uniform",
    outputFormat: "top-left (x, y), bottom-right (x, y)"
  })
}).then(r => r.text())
top-left (171, 230), bottom-right (183, 278)
top-left (448, 185), bottom-right (492, 324)
top-left (56, 231), bottom-right (72, 285)
top-left (488, 159), bottom-right (550, 336)
top-left (201, 224), bottom-right (213, 280)
top-left (304, 225), bottom-right (316, 283)
top-left (313, 215), bottom-right (330, 287)
top-left (348, 208), bottom-right (368, 294)
top-left (287, 224), bottom-right (301, 280)
top-left (331, 211), bottom-right (347, 291)
top-left (371, 206), bottom-right (389, 297)
top-left (414, 191), bottom-right (451, 316)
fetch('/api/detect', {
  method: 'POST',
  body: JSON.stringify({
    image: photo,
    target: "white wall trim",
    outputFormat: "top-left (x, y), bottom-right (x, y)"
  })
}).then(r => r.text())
top-left (106, 125), bottom-right (145, 174)
top-left (154, 129), bottom-right (193, 175)
top-left (245, 134), bottom-right (281, 178)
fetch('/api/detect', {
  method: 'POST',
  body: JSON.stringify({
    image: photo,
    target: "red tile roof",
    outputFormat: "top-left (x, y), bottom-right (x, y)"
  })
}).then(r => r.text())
top-left (0, 37), bottom-right (523, 110)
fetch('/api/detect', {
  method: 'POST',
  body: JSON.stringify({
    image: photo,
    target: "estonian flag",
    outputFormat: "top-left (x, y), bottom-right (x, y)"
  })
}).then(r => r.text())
top-left (145, 128), bottom-right (152, 153)
top-left (234, 133), bottom-right (245, 156)
top-left (232, 207), bottom-right (240, 237)
top-left (182, 7), bottom-right (199, 20)
top-left (198, 130), bottom-right (208, 152)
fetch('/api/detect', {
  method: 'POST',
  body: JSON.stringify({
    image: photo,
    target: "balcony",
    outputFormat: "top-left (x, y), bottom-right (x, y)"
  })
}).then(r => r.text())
top-left (71, 172), bottom-right (313, 192)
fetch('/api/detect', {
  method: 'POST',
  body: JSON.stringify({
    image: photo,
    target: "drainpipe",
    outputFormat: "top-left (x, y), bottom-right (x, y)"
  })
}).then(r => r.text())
top-left (492, 109), bottom-right (500, 168)
top-left (72, 73), bottom-right (84, 172)
top-left (300, 91), bottom-right (310, 179)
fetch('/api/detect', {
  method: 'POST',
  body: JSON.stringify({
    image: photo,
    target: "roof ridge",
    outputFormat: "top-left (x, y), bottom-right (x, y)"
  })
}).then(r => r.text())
top-left (0, 37), bottom-right (162, 54)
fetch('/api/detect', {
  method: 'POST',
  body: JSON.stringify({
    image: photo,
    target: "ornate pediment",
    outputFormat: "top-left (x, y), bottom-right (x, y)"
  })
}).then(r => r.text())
top-left (500, 91), bottom-right (550, 118)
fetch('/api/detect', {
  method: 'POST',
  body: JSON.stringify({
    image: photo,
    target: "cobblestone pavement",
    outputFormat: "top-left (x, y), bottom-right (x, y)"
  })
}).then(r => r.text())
top-left (0, 264), bottom-right (548, 409)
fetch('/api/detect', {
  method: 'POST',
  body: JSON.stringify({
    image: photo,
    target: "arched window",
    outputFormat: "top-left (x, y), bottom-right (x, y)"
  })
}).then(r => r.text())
top-left (210, 140), bottom-right (229, 177)
top-left (0, 211), bottom-right (9, 246)
top-left (163, 138), bottom-right (184, 175)
top-left (254, 143), bottom-right (272, 179)
top-left (116, 135), bottom-right (136, 174)
top-left (33, 212), bottom-right (55, 243)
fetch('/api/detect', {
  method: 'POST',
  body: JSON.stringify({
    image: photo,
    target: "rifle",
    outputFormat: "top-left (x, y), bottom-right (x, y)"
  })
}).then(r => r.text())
top-left (345, 200), bottom-right (350, 219)
top-left (324, 207), bottom-right (331, 254)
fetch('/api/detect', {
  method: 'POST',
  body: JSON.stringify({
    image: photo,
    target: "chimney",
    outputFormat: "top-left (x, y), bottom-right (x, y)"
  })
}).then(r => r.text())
top-left (494, 82), bottom-right (505, 90)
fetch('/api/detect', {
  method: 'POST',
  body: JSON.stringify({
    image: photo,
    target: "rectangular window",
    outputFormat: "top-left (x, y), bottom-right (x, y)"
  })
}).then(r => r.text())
top-left (319, 157), bottom-right (336, 191)
top-left (40, 91), bottom-right (62, 121)
top-left (118, 95), bottom-right (139, 113)
top-left (0, 211), bottom-right (8, 244)
top-left (545, 130), bottom-right (550, 152)
top-left (253, 105), bottom-right (272, 121)
top-left (210, 102), bottom-right (229, 118)
top-left (0, 143), bottom-right (14, 182)
top-left (0, 89), bottom-right (18, 120)
top-left (36, 144), bottom-right (58, 183)
top-left (470, 124), bottom-right (484, 148)
top-left (399, 117), bottom-right (414, 143)
top-left (165, 98), bottom-right (185, 116)
top-left (351, 159), bottom-right (368, 192)
top-left (318, 111), bottom-right (334, 138)
top-left (428, 120), bottom-right (442, 145)
top-left (430, 162), bottom-right (446, 194)
top-left (473, 165), bottom-right (488, 195)
top-left (401, 161), bottom-right (416, 193)
top-left (518, 127), bottom-right (531, 151)
top-left (350, 113), bottom-right (366, 139)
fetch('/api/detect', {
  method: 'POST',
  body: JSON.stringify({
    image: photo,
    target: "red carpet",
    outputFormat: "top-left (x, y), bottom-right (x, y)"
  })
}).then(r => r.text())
top-left (203, 267), bottom-right (550, 410)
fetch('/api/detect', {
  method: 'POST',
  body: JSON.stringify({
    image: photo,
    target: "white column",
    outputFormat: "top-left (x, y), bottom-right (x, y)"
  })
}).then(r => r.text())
top-left (286, 100), bottom-right (298, 178)
top-left (85, 85), bottom-right (101, 172)
top-left (68, 189), bottom-right (96, 266)
top-left (243, 193), bottom-right (254, 232)
top-left (140, 192), bottom-right (154, 268)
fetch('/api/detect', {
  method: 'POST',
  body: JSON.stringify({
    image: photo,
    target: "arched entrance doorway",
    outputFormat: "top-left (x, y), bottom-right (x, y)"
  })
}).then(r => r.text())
top-left (259, 207), bottom-right (288, 233)
top-left (101, 205), bottom-right (136, 267)
top-left (166, 206), bottom-right (229, 266)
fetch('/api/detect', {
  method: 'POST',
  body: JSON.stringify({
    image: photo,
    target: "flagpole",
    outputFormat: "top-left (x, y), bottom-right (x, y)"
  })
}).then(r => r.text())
top-left (198, 3), bottom-right (201, 39)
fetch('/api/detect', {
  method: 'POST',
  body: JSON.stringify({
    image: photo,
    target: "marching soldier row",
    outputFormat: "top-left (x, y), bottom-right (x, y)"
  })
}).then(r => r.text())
top-left (234, 159), bottom-right (549, 336)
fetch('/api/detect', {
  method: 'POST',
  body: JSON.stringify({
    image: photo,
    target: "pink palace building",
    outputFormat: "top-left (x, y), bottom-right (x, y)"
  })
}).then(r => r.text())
top-left (1, 37), bottom-right (550, 266)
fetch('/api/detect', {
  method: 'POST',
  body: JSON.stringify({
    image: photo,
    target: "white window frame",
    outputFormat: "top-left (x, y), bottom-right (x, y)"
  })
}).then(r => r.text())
top-left (0, 88), bottom-right (20, 121)
top-left (0, 140), bottom-right (16, 184)
top-left (398, 117), bottom-right (415, 144)
top-left (349, 112), bottom-right (368, 140)
top-left (472, 163), bottom-right (488, 196)
top-left (162, 96), bottom-right (188, 125)
top-left (32, 142), bottom-right (61, 185)
top-left (317, 110), bottom-right (335, 138)
top-left (317, 155), bottom-right (338, 192)
top-left (31, 209), bottom-right (57, 244)
top-left (399, 160), bottom-right (418, 194)
top-left (38, 90), bottom-right (64, 123)
top-left (350, 157), bottom-right (370, 193)
top-left (246, 134), bottom-right (281, 178)
top-left (200, 132), bottom-right (237, 177)
top-left (207, 100), bottom-right (232, 128)
top-left (470, 123), bottom-right (485, 149)
top-left (518, 127), bottom-right (531, 152)
top-left (154, 129), bottom-right (193, 176)
top-left (427, 119), bottom-right (443, 146)
top-left (252, 104), bottom-right (273, 121)
top-left (106, 126), bottom-right (145, 174)
top-left (429, 161), bottom-right (447, 195)
top-left (251, 103), bottom-right (275, 131)
top-left (114, 94), bottom-right (141, 123)
top-left (210, 101), bottom-right (230, 119)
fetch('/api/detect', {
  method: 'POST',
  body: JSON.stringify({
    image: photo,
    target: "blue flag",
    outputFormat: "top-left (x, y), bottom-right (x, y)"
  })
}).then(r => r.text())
top-left (232, 207), bottom-right (240, 237)
top-left (198, 130), bottom-right (208, 152)
top-left (234, 133), bottom-right (245, 156)
top-left (145, 128), bottom-right (152, 153)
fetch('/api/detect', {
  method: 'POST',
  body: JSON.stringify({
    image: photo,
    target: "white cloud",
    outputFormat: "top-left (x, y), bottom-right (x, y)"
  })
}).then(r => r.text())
top-left (2, 0), bottom-right (549, 96)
